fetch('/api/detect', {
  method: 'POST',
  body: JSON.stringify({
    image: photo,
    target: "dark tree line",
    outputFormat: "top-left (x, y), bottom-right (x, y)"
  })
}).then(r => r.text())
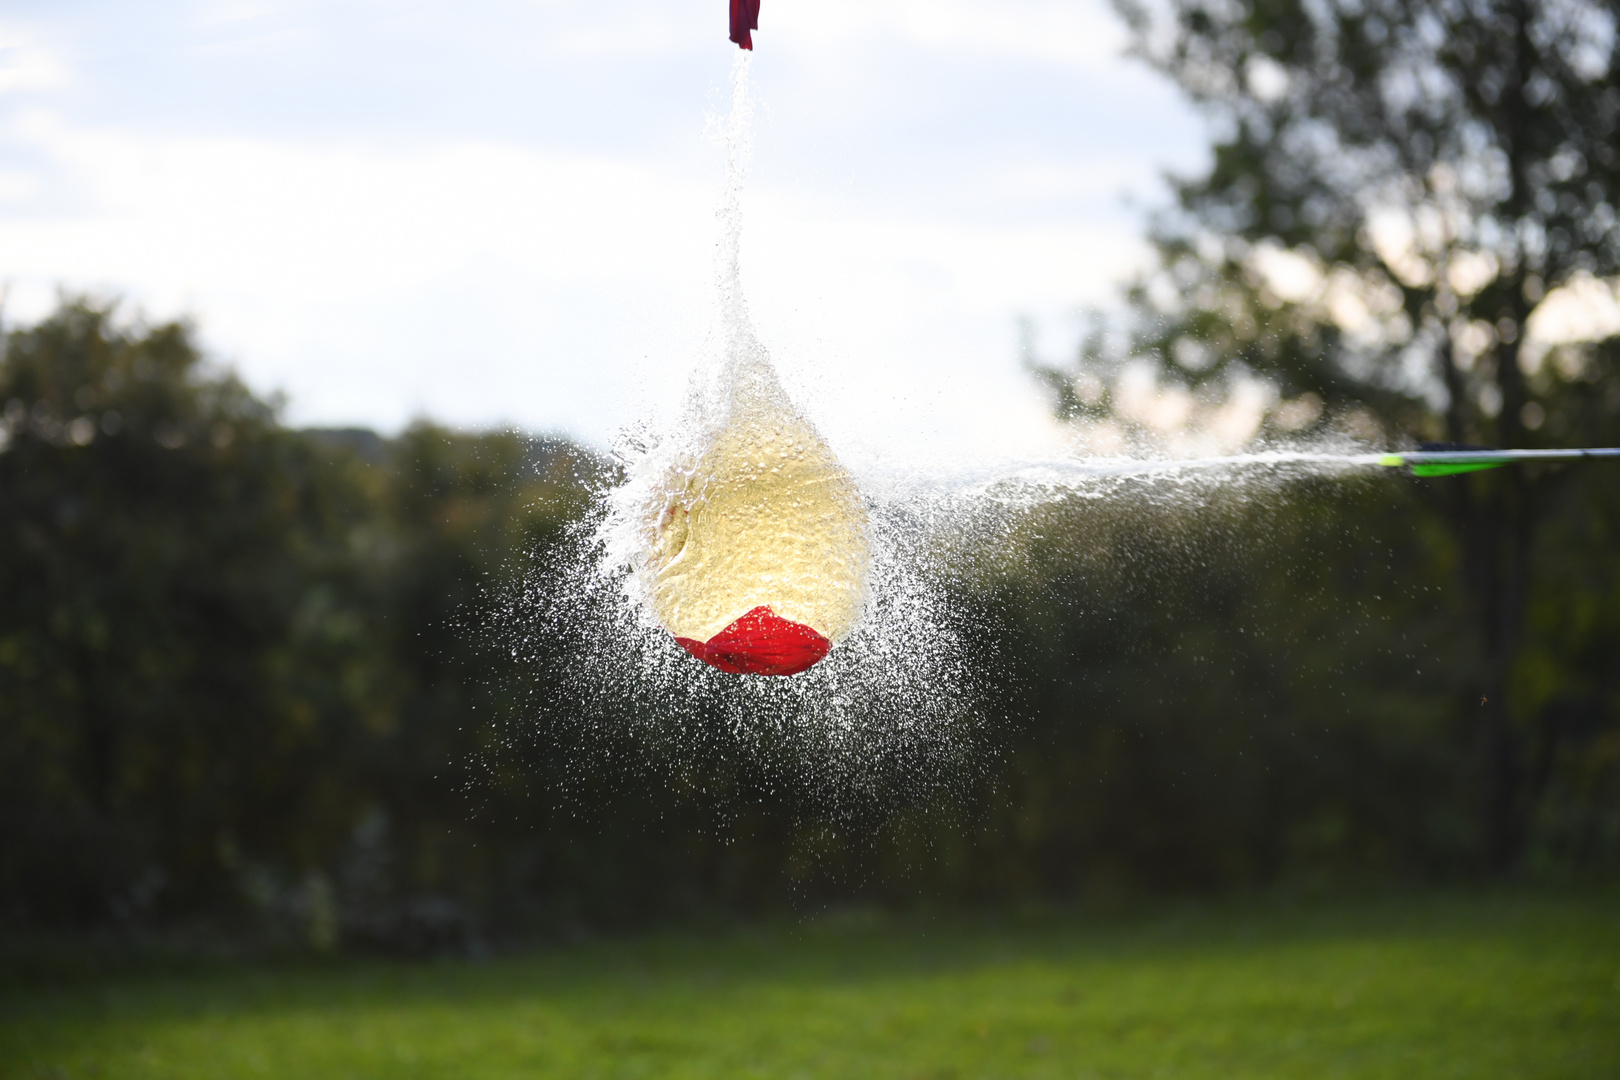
top-left (2, 298), bottom-right (1615, 950)
top-left (0, 303), bottom-right (596, 943)
top-left (3, 0), bottom-right (1619, 948)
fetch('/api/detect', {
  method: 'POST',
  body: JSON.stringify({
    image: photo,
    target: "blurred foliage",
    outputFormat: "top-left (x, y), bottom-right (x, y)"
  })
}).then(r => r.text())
top-left (5, 2), bottom-right (1617, 955)
top-left (2, 299), bottom-right (1616, 954)
top-left (7, 12), bottom-right (1620, 943)
top-left (0, 301), bottom-right (596, 946)
top-left (1033, 0), bottom-right (1620, 873)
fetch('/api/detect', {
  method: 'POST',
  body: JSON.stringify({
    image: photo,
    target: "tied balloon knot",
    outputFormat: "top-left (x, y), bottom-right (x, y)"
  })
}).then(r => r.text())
top-left (730, 0), bottom-right (760, 49)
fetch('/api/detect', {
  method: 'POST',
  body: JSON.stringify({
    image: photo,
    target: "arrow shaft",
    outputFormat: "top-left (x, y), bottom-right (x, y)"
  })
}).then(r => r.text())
top-left (1380, 448), bottom-right (1620, 467)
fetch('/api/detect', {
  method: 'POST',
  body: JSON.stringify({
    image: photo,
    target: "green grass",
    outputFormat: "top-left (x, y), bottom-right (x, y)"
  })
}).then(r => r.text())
top-left (3, 893), bottom-right (1618, 1079)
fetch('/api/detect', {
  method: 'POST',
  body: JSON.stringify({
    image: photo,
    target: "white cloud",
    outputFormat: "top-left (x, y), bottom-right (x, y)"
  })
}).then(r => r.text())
top-left (0, 0), bottom-right (1201, 455)
top-left (0, 114), bottom-right (718, 433)
top-left (772, 0), bottom-right (1129, 63)
top-left (0, 21), bottom-right (70, 94)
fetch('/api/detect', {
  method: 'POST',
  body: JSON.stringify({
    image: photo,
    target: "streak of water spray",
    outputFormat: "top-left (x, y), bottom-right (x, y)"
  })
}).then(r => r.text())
top-left (870, 445), bottom-right (1387, 508)
top-left (487, 56), bottom-right (1501, 822)
top-left (715, 52), bottom-right (753, 347)
top-left (493, 55), bottom-right (990, 820)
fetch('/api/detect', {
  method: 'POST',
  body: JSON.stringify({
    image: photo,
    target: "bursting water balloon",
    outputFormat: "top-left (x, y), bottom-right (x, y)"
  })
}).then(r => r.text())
top-left (604, 22), bottom-right (1620, 684)
top-left (643, 353), bottom-right (870, 676)
top-left (609, 49), bottom-right (869, 678)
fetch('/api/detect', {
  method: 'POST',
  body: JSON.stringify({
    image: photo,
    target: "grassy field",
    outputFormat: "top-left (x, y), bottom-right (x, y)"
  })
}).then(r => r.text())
top-left (3, 893), bottom-right (1617, 1079)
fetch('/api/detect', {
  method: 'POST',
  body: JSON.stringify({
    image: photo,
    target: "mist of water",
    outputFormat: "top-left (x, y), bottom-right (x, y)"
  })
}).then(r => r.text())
top-left (488, 54), bottom-right (1397, 810)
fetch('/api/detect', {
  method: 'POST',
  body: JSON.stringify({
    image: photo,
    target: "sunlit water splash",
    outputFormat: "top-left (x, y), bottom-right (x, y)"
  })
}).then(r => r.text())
top-left (490, 55), bottom-right (990, 813)
top-left (486, 56), bottom-right (1395, 811)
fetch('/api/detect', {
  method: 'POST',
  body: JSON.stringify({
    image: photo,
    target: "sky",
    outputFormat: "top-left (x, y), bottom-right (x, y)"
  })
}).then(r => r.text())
top-left (0, 0), bottom-right (1207, 456)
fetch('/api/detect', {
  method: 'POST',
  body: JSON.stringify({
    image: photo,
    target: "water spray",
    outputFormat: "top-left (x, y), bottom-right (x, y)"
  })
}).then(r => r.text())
top-left (891, 445), bottom-right (1620, 495)
top-left (614, 42), bottom-right (870, 680)
top-left (604, 3), bottom-right (1620, 682)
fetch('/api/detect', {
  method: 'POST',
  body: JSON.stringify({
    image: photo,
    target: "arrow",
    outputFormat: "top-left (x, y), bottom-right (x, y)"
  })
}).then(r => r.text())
top-left (1374, 444), bottom-right (1620, 477)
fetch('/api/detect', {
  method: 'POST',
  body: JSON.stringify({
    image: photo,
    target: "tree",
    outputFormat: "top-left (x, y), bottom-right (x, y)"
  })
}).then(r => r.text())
top-left (0, 298), bottom-right (609, 938)
top-left (1040, 0), bottom-right (1620, 871)
top-left (0, 300), bottom-right (386, 923)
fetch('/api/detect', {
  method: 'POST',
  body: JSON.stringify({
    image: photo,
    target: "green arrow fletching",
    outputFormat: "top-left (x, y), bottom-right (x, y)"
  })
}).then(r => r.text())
top-left (1374, 447), bottom-right (1620, 477)
top-left (1408, 460), bottom-right (1510, 477)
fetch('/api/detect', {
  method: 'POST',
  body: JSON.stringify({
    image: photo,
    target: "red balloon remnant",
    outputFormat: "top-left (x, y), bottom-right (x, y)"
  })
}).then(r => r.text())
top-left (730, 0), bottom-right (760, 49)
top-left (675, 605), bottom-right (830, 676)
